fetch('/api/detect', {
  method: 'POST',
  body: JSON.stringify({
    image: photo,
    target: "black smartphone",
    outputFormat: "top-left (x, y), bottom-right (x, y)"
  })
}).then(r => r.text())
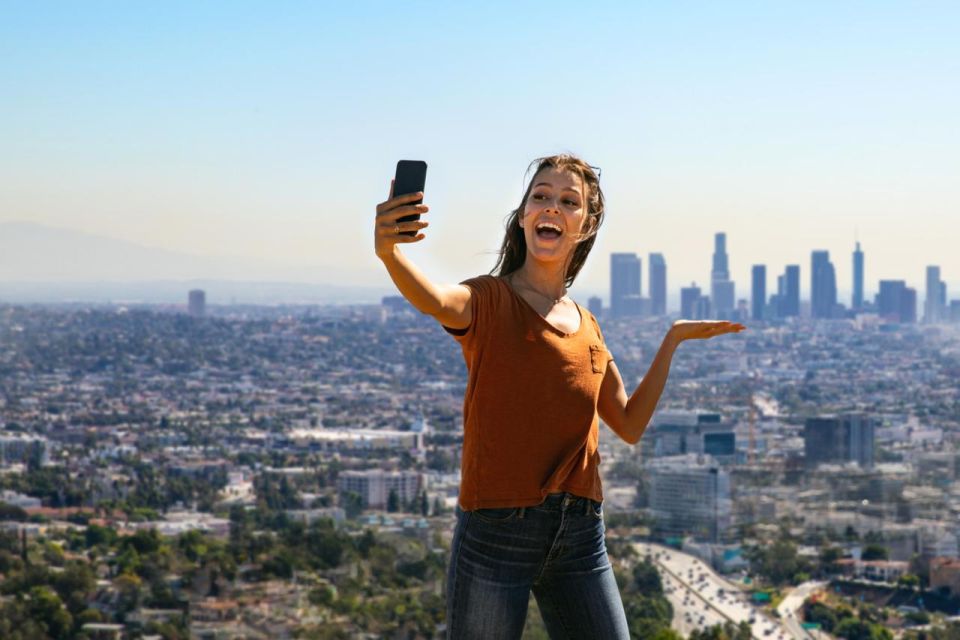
top-left (393, 160), bottom-right (428, 236)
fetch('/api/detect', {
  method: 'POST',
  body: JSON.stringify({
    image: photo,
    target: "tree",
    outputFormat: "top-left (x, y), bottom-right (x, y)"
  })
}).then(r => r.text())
top-left (309, 585), bottom-right (336, 607)
top-left (114, 573), bottom-right (143, 614)
top-left (820, 545), bottom-right (844, 573)
top-left (356, 529), bottom-right (376, 559)
top-left (861, 544), bottom-right (889, 561)
top-left (753, 538), bottom-right (808, 585)
top-left (632, 560), bottom-right (663, 593)
top-left (52, 562), bottom-right (96, 615)
top-left (341, 491), bottom-right (364, 519)
top-left (898, 573), bottom-right (920, 590)
top-left (834, 618), bottom-right (892, 640)
top-left (387, 489), bottom-right (399, 513)
top-left (27, 586), bottom-right (73, 639)
top-left (623, 592), bottom-right (673, 639)
top-left (0, 503), bottom-right (28, 521)
top-left (689, 621), bottom-right (752, 640)
top-left (805, 602), bottom-right (839, 632)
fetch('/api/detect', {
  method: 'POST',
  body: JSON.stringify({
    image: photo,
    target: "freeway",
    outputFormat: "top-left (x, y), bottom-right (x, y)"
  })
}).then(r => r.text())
top-left (634, 542), bottom-right (799, 640)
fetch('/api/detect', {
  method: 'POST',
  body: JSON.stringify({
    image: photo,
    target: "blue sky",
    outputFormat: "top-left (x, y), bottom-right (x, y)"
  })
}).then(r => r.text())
top-left (2, 1), bottom-right (958, 302)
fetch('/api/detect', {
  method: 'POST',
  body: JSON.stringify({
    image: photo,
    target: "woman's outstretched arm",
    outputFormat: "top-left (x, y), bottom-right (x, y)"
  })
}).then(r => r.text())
top-left (375, 181), bottom-right (472, 330)
top-left (597, 320), bottom-right (745, 445)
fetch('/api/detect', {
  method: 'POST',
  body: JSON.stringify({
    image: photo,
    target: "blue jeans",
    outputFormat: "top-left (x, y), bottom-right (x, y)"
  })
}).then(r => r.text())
top-left (446, 492), bottom-right (629, 639)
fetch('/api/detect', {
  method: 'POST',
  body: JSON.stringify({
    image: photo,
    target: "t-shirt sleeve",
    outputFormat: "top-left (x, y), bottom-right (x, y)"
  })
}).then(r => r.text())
top-left (442, 275), bottom-right (500, 349)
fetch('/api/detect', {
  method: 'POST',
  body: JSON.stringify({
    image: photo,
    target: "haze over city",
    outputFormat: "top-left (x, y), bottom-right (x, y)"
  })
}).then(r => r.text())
top-left (2, 2), bottom-right (959, 304)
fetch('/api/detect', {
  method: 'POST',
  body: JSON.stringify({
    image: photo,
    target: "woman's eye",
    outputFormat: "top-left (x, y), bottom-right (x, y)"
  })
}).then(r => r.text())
top-left (563, 199), bottom-right (579, 207)
top-left (531, 194), bottom-right (546, 201)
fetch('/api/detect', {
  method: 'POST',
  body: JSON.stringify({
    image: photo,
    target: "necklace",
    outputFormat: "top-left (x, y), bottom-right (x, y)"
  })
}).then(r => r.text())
top-left (508, 273), bottom-right (568, 306)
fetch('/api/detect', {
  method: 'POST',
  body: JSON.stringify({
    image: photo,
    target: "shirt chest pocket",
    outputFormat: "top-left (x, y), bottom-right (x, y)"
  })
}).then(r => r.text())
top-left (589, 344), bottom-right (607, 374)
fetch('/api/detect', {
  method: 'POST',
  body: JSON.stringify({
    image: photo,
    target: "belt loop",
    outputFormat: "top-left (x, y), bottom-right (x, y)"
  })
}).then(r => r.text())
top-left (519, 507), bottom-right (526, 519)
top-left (584, 500), bottom-right (590, 516)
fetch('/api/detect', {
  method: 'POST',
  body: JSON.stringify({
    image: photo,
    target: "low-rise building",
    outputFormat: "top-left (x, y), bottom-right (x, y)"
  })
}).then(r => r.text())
top-left (337, 469), bottom-right (421, 510)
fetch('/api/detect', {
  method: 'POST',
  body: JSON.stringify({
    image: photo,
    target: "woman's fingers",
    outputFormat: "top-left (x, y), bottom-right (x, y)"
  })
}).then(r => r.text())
top-left (374, 185), bottom-right (429, 258)
top-left (377, 219), bottom-right (429, 235)
top-left (673, 320), bottom-right (745, 341)
top-left (376, 190), bottom-right (424, 214)
top-left (376, 203), bottom-right (429, 222)
top-left (706, 322), bottom-right (745, 337)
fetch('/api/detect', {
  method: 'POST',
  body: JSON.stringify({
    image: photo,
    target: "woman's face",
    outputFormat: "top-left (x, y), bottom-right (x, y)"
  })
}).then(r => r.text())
top-left (520, 167), bottom-right (590, 265)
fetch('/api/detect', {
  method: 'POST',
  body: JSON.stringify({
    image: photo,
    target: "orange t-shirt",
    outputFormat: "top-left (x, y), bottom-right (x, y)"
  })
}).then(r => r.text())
top-left (443, 275), bottom-right (614, 510)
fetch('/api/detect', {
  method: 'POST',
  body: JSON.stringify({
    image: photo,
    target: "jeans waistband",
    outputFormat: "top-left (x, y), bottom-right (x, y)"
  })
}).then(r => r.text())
top-left (537, 492), bottom-right (598, 515)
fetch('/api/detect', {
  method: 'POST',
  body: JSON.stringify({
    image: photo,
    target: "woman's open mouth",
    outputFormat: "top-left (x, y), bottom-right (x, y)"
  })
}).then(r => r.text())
top-left (535, 222), bottom-right (563, 241)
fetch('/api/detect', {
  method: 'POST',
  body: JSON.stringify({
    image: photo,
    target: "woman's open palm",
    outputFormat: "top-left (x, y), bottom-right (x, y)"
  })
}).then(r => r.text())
top-left (670, 320), bottom-right (746, 341)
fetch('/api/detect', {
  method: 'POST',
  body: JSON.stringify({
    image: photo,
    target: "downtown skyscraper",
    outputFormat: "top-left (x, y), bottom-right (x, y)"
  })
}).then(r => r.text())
top-left (610, 253), bottom-right (641, 318)
top-left (751, 265), bottom-right (766, 321)
top-left (877, 280), bottom-right (917, 323)
top-left (649, 253), bottom-right (667, 316)
top-left (852, 241), bottom-right (864, 312)
top-left (774, 265), bottom-right (800, 318)
top-left (711, 233), bottom-right (735, 318)
top-left (811, 251), bottom-right (837, 319)
top-left (925, 266), bottom-right (947, 323)
top-left (681, 284), bottom-right (710, 320)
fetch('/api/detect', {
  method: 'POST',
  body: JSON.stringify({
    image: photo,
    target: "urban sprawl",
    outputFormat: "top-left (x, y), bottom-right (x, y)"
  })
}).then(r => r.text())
top-left (1, 235), bottom-right (960, 639)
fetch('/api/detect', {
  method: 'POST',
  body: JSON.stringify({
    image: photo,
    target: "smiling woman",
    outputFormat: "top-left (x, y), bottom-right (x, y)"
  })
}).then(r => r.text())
top-left (373, 153), bottom-right (744, 639)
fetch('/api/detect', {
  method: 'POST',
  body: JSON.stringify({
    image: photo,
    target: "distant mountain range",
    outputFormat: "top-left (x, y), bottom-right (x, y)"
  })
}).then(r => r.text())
top-left (0, 221), bottom-right (389, 304)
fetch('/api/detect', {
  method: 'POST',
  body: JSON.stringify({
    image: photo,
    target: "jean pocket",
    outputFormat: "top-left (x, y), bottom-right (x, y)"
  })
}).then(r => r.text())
top-left (589, 500), bottom-right (603, 519)
top-left (471, 507), bottom-right (521, 524)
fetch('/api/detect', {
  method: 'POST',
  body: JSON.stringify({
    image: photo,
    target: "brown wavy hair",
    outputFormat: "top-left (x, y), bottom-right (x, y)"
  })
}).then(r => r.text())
top-left (491, 154), bottom-right (605, 288)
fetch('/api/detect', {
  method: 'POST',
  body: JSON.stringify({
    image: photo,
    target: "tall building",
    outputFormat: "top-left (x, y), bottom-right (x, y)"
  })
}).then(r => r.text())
top-left (188, 289), bottom-right (206, 317)
top-left (751, 265), bottom-right (766, 321)
top-left (695, 296), bottom-right (712, 320)
top-left (713, 282), bottom-right (735, 319)
top-left (804, 414), bottom-right (875, 469)
top-left (610, 253), bottom-right (641, 318)
top-left (903, 288), bottom-right (918, 324)
top-left (775, 265), bottom-right (800, 318)
top-left (587, 296), bottom-right (603, 318)
top-left (649, 253), bottom-right (667, 316)
top-left (711, 233), bottom-right (735, 317)
top-left (643, 412), bottom-right (736, 465)
top-left (647, 454), bottom-right (732, 543)
top-left (811, 251), bottom-right (837, 319)
top-left (852, 241), bottom-right (865, 311)
top-left (925, 266), bottom-right (946, 323)
top-left (681, 284), bottom-right (702, 319)
top-left (877, 280), bottom-right (917, 323)
top-left (950, 300), bottom-right (960, 323)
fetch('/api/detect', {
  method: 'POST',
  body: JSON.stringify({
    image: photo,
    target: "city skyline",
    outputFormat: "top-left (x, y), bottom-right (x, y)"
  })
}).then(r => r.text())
top-left (602, 234), bottom-right (953, 320)
top-left (0, 219), bottom-right (955, 313)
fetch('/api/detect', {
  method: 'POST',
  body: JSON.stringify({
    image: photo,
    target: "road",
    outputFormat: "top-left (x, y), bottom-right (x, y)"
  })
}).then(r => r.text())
top-left (633, 542), bottom-right (801, 640)
top-left (777, 581), bottom-right (826, 640)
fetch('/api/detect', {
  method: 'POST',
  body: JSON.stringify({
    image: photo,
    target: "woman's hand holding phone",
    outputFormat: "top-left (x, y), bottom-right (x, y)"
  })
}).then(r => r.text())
top-left (374, 179), bottom-right (430, 260)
